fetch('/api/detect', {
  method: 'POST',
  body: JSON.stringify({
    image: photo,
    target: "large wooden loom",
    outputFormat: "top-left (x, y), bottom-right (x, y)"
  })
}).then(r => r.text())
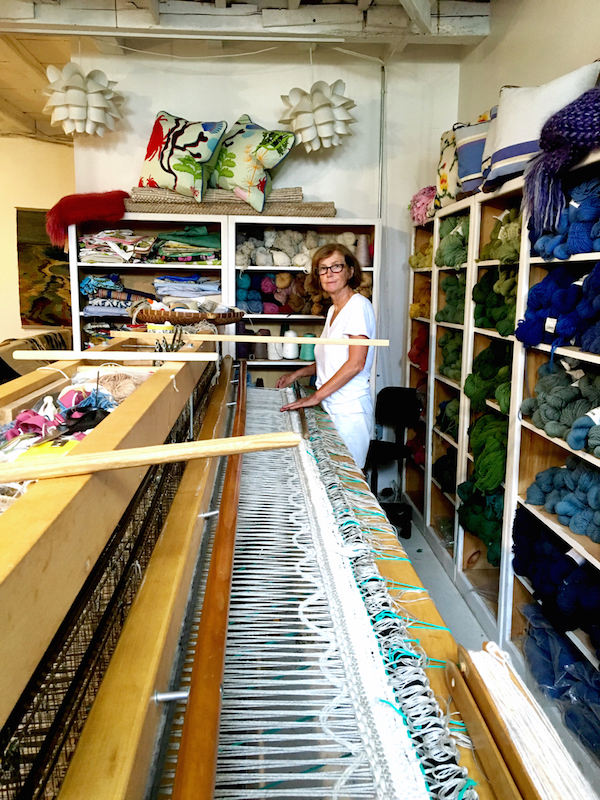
top-left (0, 339), bottom-right (581, 800)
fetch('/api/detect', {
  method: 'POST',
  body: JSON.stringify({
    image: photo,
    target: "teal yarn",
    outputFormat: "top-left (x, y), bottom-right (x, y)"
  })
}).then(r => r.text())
top-left (525, 459), bottom-right (600, 542)
top-left (237, 271), bottom-right (251, 289)
top-left (436, 398), bottom-right (460, 440)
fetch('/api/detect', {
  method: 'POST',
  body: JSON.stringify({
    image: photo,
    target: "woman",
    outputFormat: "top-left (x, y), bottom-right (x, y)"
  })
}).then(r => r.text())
top-left (277, 243), bottom-right (376, 468)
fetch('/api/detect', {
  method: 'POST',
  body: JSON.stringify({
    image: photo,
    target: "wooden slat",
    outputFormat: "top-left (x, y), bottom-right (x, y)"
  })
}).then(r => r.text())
top-left (13, 349), bottom-right (219, 362)
top-left (172, 361), bottom-right (247, 799)
top-left (0, 356), bottom-right (209, 727)
top-left (108, 331), bottom-right (390, 347)
top-left (0, 431), bottom-right (300, 483)
top-left (446, 661), bottom-right (519, 800)
top-left (59, 358), bottom-right (234, 800)
top-left (458, 645), bottom-right (542, 800)
top-left (0, 376), bottom-right (69, 423)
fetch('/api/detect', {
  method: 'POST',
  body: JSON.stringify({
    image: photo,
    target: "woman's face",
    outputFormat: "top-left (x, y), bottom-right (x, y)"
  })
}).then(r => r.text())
top-left (317, 250), bottom-right (353, 294)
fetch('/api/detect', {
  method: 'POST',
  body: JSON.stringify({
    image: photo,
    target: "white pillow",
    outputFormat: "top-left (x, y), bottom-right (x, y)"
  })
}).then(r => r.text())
top-left (482, 63), bottom-right (600, 190)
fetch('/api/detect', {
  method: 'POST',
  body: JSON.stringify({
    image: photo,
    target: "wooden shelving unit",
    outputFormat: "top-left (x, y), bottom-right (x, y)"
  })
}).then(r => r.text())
top-left (403, 155), bottom-right (600, 685)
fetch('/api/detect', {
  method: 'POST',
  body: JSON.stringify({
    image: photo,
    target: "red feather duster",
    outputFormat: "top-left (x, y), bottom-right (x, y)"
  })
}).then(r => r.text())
top-left (46, 190), bottom-right (130, 248)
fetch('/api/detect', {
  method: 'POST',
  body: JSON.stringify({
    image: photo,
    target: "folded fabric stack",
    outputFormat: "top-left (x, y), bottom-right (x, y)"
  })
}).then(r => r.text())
top-left (435, 272), bottom-right (466, 324)
top-left (533, 179), bottom-right (600, 260)
top-left (408, 325), bottom-right (429, 371)
top-left (521, 603), bottom-right (600, 756)
top-left (479, 208), bottom-right (521, 264)
top-left (464, 340), bottom-right (512, 413)
top-left (78, 225), bottom-right (221, 265)
top-left (457, 480), bottom-right (504, 566)
top-left (437, 331), bottom-right (462, 382)
top-left (525, 455), bottom-right (600, 542)
top-left (472, 266), bottom-right (517, 337)
top-left (154, 275), bottom-right (220, 299)
top-left (434, 215), bottom-right (469, 268)
top-left (154, 226), bottom-right (221, 264)
top-left (513, 506), bottom-right (600, 658)
top-left (521, 358), bottom-right (600, 442)
top-left (435, 398), bottom-right (459, 441)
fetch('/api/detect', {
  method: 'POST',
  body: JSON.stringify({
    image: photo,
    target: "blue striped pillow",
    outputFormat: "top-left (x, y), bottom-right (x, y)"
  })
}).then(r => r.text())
top-left (454, 118), bottom-right (489, 193)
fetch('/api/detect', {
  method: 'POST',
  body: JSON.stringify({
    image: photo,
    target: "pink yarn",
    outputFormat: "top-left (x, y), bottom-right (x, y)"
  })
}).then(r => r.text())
top-left (409, 185), bottom-right (436, 225)
top-left (262, 302), bottom-right (279, 314)
top-left (261, 276), bottom-right (277, 294)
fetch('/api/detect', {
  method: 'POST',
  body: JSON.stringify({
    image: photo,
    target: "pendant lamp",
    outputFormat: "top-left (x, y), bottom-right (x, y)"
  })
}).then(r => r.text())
top-left (280, 79), bottom-right (356, 154)
top-left (42, 62), bottom-right (124, 137)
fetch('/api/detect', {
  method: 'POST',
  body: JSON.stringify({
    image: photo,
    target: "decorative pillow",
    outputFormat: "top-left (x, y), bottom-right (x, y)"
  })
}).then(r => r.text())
top-left (209, 114), bottom-right (296, 212)
top-left (139, 111), bottom-right (227, 201)
top-left (454, 111), bottom-right (492, 194)
top-left (483, 63), bottom-right (600, 191)
top-left (434, 129), bottom-right (459, 209)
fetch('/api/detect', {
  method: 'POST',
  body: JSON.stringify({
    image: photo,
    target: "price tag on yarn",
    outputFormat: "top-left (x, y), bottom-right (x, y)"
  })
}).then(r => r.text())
top-left (586, 406), bottom-right (600, 424)
top-left (544, 317), bottom-right (557, 333)
top-left (568, 369), bottom-right (585, 385)
top-left (565, 547), bottom-right (586, 566)
top-left (573, 274), bottom-right (589, 287)
top-left (570, 200), bottom-right (580, 209)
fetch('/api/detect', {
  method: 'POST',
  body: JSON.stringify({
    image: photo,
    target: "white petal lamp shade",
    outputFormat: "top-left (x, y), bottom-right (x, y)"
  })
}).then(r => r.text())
top-left (280, 79), bottom-right (356, 154)
top-left (43, 62), bottom-right (124, 137)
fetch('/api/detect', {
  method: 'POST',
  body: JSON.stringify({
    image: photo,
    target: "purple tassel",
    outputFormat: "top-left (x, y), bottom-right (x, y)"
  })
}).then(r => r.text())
top-left (524, 87), bottom-right (600, 241)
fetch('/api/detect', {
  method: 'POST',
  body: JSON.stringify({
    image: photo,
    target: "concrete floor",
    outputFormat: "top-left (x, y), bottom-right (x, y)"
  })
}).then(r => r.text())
top-left (401, 525), bottom-right (488, 651)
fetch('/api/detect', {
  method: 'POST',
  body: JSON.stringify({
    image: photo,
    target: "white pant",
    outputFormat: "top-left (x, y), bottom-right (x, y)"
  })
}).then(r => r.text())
top-left (323, 395), bottom-right (373, 469)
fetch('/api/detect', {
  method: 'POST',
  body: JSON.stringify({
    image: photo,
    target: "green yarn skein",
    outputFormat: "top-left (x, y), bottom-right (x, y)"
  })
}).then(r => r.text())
top-left (435, 215), bottom-right (470, 268)
top-left (438, 331), bottom-right (462, 382)
top-left (463, 340), bottom-right (511, 411)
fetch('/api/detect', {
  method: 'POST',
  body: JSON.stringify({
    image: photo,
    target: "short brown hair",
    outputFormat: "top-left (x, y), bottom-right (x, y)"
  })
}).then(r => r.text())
top-left (305, 243), bottom-right (363, 295)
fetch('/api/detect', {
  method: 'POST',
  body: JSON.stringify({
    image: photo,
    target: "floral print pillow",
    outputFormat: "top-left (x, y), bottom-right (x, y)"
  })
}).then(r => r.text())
top-left (209, 114), bottom-right (296, 212)
top-left (139, 111), bottom-right (227, 201)
top-left (434, 129), bottom-right (459, 209)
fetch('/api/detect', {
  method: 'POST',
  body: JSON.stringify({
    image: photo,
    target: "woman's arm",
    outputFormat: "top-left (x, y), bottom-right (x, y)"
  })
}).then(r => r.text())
top-left (275, 362), bottom-right (316, 390)
top-left (280, 335), bottom-right (368, 411)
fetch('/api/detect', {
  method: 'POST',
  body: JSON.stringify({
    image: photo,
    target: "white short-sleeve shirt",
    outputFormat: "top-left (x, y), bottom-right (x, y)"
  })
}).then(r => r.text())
top-left (314, 293), bottom-right (376, 412)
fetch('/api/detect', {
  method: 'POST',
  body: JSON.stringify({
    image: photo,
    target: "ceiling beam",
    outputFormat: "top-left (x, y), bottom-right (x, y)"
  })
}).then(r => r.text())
top-left (0, 34), bottom-right (48, 89)
top-left (397, 0), bottom-right (431, 34)
top-left (261, 6), bottom-right (361, 28)
top-left (0, 92), bottom-right (36, 135)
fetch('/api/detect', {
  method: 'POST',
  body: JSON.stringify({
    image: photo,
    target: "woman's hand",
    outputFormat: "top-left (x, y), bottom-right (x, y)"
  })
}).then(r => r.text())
top-left (275, 373), bottom-right (295, 389)
top-left (280, 394), bottom-right (321, 412)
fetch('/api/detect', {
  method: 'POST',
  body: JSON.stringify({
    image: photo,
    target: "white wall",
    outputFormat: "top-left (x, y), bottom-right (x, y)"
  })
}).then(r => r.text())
top-left (74, 45), bottom-right (459, 394)
top-left (0, 138), bottom-right (74, 342)
top-left (459, 0), bottom-right (600, 121)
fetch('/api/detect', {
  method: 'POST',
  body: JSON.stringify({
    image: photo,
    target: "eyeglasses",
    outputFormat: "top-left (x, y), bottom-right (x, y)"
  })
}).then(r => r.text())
top-left (317, 263), bottom-right (346, 276)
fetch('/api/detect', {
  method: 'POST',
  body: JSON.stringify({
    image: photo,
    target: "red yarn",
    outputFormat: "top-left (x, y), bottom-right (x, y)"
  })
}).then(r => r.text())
top-left (408, 326), bottom-right (429, 371)
top-left (46, 190), bottom-right (129, 248)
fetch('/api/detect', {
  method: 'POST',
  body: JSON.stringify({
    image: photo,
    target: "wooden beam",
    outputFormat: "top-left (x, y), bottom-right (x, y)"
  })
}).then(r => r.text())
top-left (0, 359), bottom-right (209, 728)
top-left (161, 1), bottom-right (258, 14)
top-left (398, 0), bottom-right (431, 33)
top-left (0, 432), bottom-right (301, 484)
top-left (108, 331), bottom-right (391, 347)
top-left (288, 0), bottom-right (301, 9)
top-left (366, 6), bottom-right (410, 30)
top-left (59, 360), bottom-right (233, 800)
top-left (13, 349), bottom-right (219, 362)
top-left (171, 362), bottom-right (248, 799)
top-left (1, 0), bottom-right (35, 19)
top-left (262, 5), bottom-right (361, 27)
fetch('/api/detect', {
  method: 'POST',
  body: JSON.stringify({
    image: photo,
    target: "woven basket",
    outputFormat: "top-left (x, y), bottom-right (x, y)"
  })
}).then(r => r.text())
top-left (136, 308), bottom-right (244, 326)
top-left (124, 200), bottom-right (337, 217)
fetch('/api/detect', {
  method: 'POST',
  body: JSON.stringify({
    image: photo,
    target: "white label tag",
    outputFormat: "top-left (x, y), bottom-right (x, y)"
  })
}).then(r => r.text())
top-left (566, 547), bottom-right (586, 566)
top-left (569, 369), bottom-right (585, 383)
top-left (586, 406), bottom-right (600, 425)
top-left (570, 200), bottom-right (581, 209)
top-left (545, 317), bottom-right (557, 333)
